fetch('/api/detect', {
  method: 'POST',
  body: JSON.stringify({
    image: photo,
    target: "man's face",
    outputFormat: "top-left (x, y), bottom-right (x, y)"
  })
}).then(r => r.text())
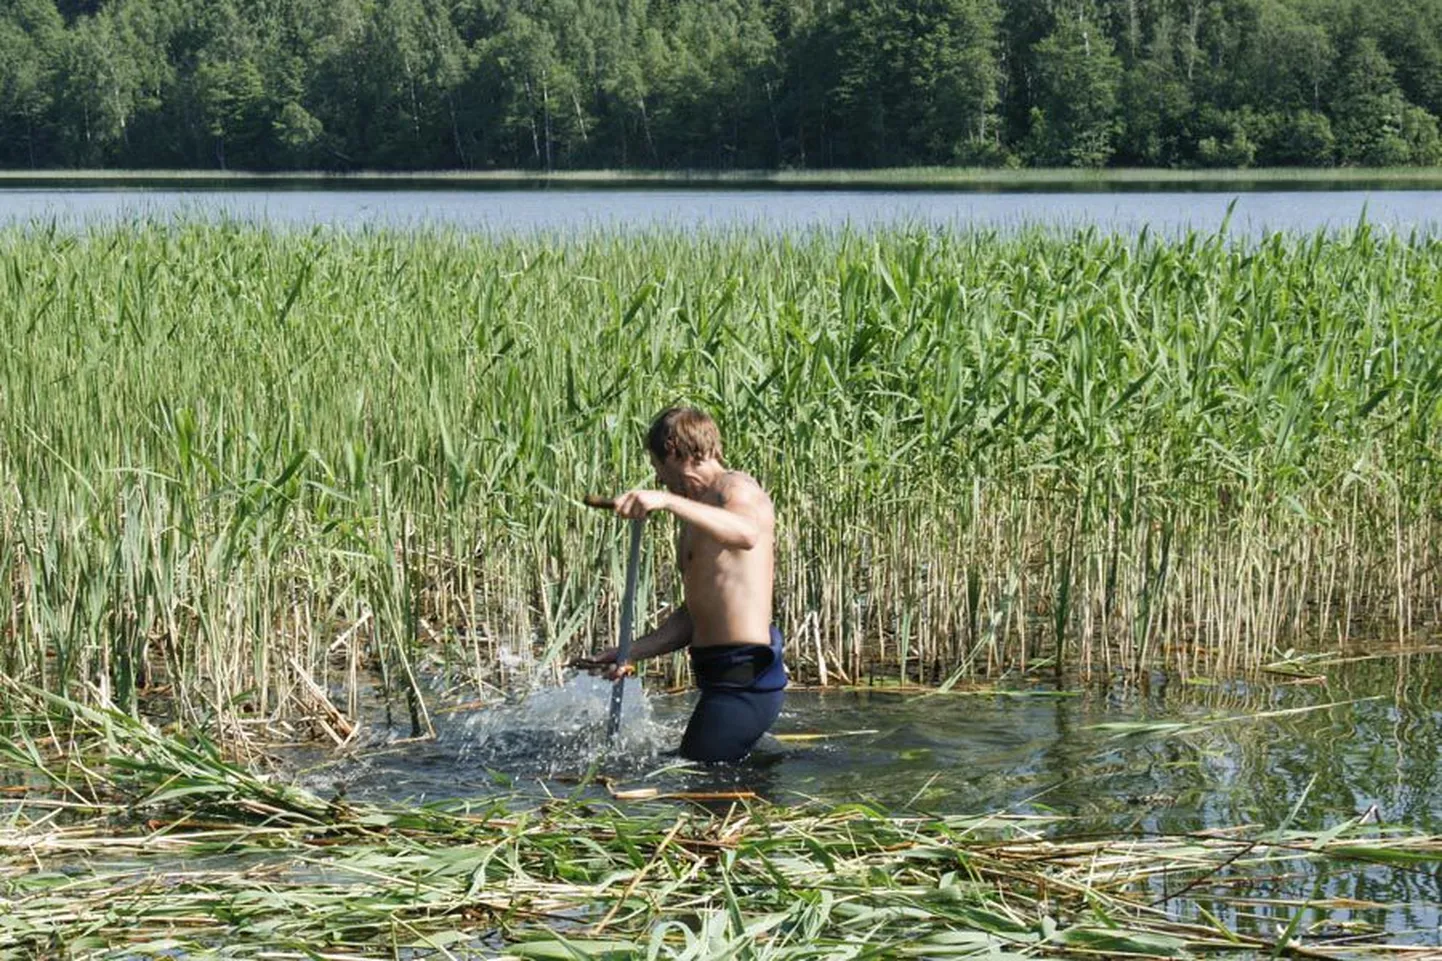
top-left (650, 451), bottom-right (686, 494)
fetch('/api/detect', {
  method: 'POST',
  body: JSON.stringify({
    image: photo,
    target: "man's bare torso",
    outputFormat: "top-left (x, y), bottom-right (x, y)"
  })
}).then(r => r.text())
top-left (678, 471), bottom-right (775, 649)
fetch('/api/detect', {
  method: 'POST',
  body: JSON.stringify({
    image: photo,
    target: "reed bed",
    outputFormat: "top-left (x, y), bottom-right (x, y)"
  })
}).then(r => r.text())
top-left (1, 221), bottom-right (1440, 732)
top-left (2, 695), bottom-right (1439, 959)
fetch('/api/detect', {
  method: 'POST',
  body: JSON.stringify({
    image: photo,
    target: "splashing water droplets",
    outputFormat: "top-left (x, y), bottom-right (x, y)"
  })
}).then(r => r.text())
top-left (444, 674), bottom-right (674, 777)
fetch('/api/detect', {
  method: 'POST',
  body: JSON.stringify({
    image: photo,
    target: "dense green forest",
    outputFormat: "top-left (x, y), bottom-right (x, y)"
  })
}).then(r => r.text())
top-left (2, 0), bottom-right (1440, 171)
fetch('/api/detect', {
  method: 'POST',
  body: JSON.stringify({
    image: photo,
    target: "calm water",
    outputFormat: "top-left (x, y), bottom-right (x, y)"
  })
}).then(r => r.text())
top-left (2, 187), bottom-right (1442, 235)
top-left (296, 652), bottom-right (1442, 948)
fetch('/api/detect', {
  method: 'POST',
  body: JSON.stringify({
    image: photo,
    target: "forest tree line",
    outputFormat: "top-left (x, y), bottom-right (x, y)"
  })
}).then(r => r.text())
top-left (2, 0), bottom-right (1441, 171)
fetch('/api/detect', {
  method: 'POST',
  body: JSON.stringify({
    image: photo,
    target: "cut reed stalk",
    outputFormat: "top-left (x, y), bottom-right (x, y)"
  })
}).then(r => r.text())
top-left (1, 700), bottom-right (1436, 959)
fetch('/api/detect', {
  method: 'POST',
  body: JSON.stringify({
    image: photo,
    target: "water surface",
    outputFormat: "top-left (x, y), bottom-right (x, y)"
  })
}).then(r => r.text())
top-left (1, 187), bottom-right (1440, 236)
top-left (303, 653), bottom-right (1442, 949)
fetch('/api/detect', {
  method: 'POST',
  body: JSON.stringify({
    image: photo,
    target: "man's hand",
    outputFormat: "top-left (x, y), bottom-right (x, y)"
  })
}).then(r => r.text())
top-left (613, 489), bottom-right (673, 519)
top-left (569, 647), bottom-right (635, 681)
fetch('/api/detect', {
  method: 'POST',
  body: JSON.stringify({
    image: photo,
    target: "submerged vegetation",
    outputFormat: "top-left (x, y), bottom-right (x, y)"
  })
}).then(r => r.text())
top-left (1, 222), bottom-right (1440, 733)
top-left (1, 690), bottom-right (1439, 958)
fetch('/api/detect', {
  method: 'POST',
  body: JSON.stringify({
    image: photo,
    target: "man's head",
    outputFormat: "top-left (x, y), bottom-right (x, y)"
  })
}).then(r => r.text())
top-left (646, 407), bottom-right (723, 495)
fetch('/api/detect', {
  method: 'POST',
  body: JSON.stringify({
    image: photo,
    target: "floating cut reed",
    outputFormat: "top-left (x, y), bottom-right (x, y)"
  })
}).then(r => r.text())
top-left (1, 222), bottom-right (1439, 729)
top-left (1, 697), bottom-right (1437, 958)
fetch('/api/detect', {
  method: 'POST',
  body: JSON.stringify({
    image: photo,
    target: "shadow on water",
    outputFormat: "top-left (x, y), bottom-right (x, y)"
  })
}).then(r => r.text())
top-left (294, 651), bottom-right (1442, 945)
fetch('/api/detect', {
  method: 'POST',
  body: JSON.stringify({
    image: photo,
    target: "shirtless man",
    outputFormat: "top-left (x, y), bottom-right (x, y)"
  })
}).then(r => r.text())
top-left (585, 407), bottom-right (786, 762)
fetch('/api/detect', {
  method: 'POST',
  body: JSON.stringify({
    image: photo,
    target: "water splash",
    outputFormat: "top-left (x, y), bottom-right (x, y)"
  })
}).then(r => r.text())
top-left (290, 673), bottom-right (682, 803)
top-left (444, 673), bottom-right (675, 777)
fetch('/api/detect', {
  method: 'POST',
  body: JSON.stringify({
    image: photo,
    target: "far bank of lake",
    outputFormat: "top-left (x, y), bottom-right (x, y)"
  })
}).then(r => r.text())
top-left (9, 166), bottom-right (1442, 192)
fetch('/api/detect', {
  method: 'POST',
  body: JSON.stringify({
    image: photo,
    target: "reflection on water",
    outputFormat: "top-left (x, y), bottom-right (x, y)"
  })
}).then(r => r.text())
top-left (304, 652), bottom-right (1442, 946)
top-left (334, 655), bottom-right (1442, 834)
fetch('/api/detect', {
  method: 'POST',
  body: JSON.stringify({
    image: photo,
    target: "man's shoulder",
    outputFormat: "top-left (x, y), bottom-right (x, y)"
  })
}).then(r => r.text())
top-left (717, 469), bottom-right (767, 494)
top-left (713, 471), bottom-right (773, 511)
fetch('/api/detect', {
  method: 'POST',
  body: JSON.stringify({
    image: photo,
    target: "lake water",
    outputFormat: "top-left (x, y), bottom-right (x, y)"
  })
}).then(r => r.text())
top-left (293, 651), bottom-right (1442, 948)
top-left (2, 186), bottom-right (1442, 236)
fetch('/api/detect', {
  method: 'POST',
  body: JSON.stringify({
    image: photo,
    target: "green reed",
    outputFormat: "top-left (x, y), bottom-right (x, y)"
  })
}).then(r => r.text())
top-left (1, 221), bottom-right (1440, 729)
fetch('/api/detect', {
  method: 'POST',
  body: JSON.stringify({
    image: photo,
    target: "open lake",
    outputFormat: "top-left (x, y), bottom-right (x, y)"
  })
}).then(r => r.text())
top-left (3, 186), bottom-right (1442, 235)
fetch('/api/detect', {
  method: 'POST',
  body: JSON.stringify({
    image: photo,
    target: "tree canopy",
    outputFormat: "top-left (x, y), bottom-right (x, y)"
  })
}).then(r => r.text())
top-left (1, 0), bottom-right (1439, 170)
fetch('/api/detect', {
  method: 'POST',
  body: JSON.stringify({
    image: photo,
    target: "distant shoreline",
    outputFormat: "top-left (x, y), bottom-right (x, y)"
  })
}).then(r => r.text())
top-left (6, 167), bottom-right (1442, 192)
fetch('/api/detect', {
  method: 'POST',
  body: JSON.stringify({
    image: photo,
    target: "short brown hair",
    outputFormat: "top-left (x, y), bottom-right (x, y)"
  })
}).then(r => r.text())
top-left (646, 407), bottom-right (722, 462)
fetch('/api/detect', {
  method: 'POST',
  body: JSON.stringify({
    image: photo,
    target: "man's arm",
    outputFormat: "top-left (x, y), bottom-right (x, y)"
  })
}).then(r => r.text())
top-left (614, 478), bottom-right (768, 550)
top-left (576, 606), bottom-right (693, 677)
top-left (627, 606), bottom-right (694, 660)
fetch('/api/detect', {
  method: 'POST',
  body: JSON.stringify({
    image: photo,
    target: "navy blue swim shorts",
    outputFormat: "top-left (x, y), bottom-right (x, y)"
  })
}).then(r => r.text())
top-left (679, 625), bottom-right (787, 763)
